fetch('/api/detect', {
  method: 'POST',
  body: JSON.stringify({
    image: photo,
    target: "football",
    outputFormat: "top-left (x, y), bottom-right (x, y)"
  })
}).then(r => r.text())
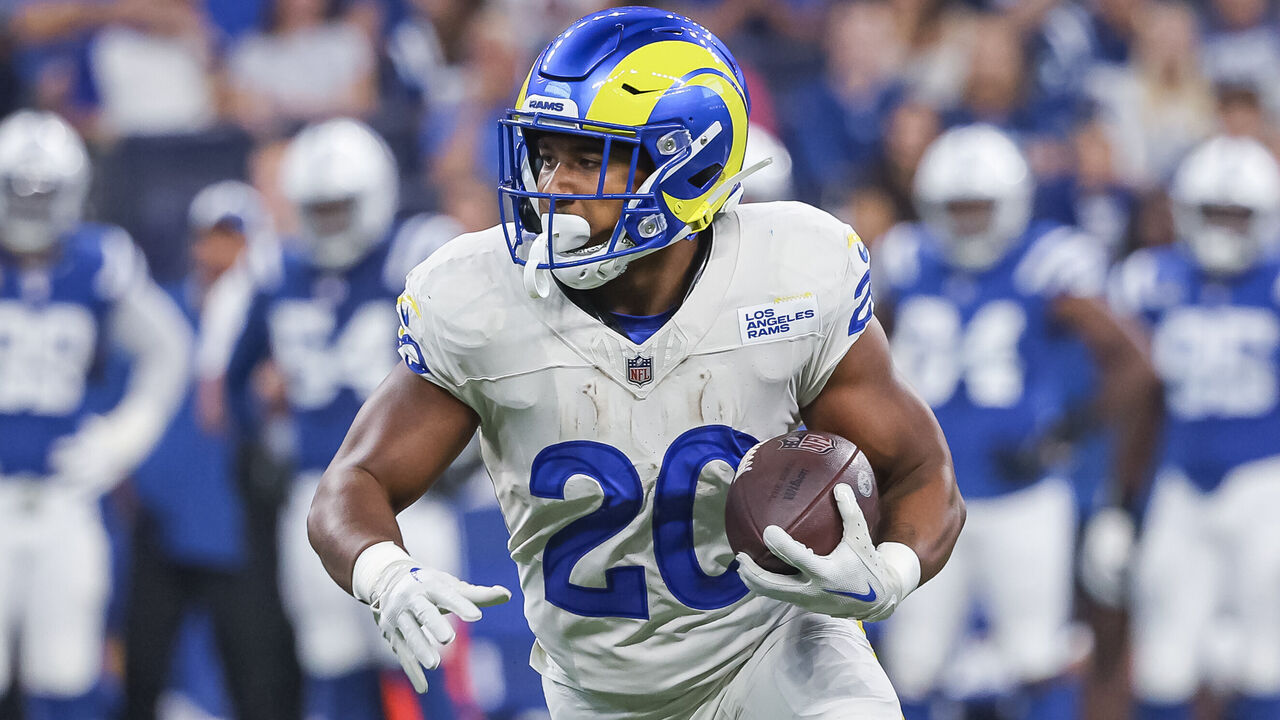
top-left (725, 430), bottom-right (880, 575)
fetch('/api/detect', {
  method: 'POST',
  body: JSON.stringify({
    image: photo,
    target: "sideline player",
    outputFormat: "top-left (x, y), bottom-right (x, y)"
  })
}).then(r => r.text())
top-left (309, 8), bottom-right (965, 719)
top-left (0, 110), bottom-right (190, 719)
top-left (224, 119), bottom-right (466, 720)
top-left (122, 180), bottom-right (300, 720)
top-left (872, 124), bottom-right (1161, 720)
top-left (1109, 135), bottom-right (1280, 720)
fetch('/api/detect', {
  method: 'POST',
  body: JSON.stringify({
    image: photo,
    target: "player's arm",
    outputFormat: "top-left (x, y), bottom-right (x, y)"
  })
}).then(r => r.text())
top-left (801, 316), bottom-right (964, 585)
top-left (1052, 296), bottom-right (1163, 509)
top-left (735, 315), bottom-right (962, 622)
top-left (1053, 295), bottom-right (1163, 605)
top-left (308, 363), bottom-right (479, 592)
top-left (50, 259), bottom-right (192, 492)
top-left (307, 364), bottom-right (510, 694)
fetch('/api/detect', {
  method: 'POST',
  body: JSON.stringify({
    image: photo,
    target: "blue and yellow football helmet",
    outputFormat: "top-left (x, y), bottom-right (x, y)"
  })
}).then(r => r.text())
top-left (498, 6), bottom-right (758, 296)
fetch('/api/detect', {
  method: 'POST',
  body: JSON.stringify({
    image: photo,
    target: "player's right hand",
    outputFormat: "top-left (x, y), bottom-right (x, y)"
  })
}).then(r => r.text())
top-left (1079, 506), bottom-right (1137, 607)
top-left (735, 483), bottom-right (920, 622)
top-left (354, 542), bottom-right (510, 693)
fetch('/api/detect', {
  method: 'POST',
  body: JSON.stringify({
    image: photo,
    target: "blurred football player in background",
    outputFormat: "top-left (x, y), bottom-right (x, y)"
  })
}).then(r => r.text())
top-left (873, 124), bottom-right (1161, 720)
top-left (309, 7), bottom-right (964, 719)
top-left (0, 110), bottom-right (190, 719)
top-left (1108, 135), bottom-right (1280, 720)
top-left (121, 180), bottom-right (300, 720)
top-left (224, 117), bottom-right (469, 720)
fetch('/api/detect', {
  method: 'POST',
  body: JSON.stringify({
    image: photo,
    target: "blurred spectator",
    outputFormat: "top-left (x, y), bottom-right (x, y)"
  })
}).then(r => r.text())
top-left (421, 7), bottom-right (521, 193)
top-left (88, 0), bottom-right (218, 137)
top-left (942, 13), bottom-right (1076, 176)
top-left (843, 101), bottom-right (941, 245)
top-left (780, 0), bottom-right (904, 207)
top-left (226, 0), bottom-right (377, 134)
top-left (3, 1), bottom-right (121, 133)
top-left (893, 0), bottom-right (975, 109)
top-left (0, 28), bottom-right (18, 116)
top-left (1090, 1), bottom-right (1214, 187)
top-left (385, 0), bottom-right (483, 110)
top-left (495, 0), bottom-right (613, 60)
top-left (123, 180), bottom-right (300, 720)
top-left (1035, 118), bottom-right (1136, 259)
top-left (663, 0), bottom-right (828, 92)
top-left (1201, 0), bottom-right (1280, 121)
top-left (1213, 81), bottom-right (1280, 163)
top-left (1035, 0), bottom-right (1143, 87)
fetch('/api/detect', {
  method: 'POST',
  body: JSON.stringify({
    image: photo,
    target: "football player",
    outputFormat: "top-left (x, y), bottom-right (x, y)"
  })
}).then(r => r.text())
top-left (871, 124), bottom-right (1161, 720)
top-left (0, 110), bottom-right (191, 719)
top-left (1108, 135), bottom-right (1280, 720)
top-left (224, 119), bottom-right (467, 720)
top-left (308, 8), bottom-right (965, 719)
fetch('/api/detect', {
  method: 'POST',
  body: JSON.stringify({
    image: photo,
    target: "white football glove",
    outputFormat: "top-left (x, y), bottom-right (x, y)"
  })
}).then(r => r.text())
top-left (1079, 506), bottom-right (1137, 607)
top-left (735, 483), bottom-right (921, 622)
top-left (353, 542), bottom-right (510, 693)
top-left (47, 414), bottom-right (134, 495)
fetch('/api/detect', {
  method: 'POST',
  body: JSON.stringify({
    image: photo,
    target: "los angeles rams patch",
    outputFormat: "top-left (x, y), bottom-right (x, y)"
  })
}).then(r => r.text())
top-left (738, 295), bottom-right (820, 344)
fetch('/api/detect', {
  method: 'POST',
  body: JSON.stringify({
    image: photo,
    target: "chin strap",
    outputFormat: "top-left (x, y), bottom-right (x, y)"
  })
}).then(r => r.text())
top-left (523, 232), bottom-right (552, 299)
top-left (684, 156), bottom-right (773, 234)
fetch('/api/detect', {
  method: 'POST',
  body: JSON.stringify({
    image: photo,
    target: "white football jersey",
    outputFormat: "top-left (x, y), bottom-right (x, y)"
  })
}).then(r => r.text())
top-left (397, 201), bottom-right (875, 698)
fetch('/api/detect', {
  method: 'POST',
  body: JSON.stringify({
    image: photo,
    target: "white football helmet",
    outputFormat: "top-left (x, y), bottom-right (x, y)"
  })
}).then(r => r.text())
top-left (280, 118), bottom-right (398, 270)
top-left (1170, 135), bottom-right (1280, 276)
top-left (0, 110), bottom-right (90, 255)
top-left (914, 124), bottom-right (1033, 271)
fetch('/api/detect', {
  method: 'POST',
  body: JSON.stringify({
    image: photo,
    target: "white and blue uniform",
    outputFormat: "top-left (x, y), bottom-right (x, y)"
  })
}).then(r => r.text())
top-left (1112, 247), bottom-right (1280, 708)
top-left (225, 227), bottom-right (463, 684)
top-left (874, 221), bottom-right (1106, 704)
top-left (0, 227), bottom-right (137, 472)
top-left (396, 202), bottom-right (901, 719)
top-left (0, 225), bottom-right (189, 713)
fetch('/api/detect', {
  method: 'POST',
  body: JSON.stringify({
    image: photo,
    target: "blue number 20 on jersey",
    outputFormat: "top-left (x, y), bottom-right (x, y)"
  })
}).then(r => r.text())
top-left (530, 425), bottom-right (759, 619)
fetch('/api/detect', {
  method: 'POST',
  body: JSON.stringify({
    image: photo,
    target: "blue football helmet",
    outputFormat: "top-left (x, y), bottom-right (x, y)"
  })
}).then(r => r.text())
top-left (498, 6), bottom-right (762, 297)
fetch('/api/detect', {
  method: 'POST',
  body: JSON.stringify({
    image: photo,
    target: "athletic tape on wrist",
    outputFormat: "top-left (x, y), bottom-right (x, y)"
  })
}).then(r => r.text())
top-left (352, 541), bottom-right (413, 604)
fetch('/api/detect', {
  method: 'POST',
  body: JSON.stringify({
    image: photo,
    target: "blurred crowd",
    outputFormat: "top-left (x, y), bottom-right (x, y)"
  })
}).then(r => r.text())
top-left (1, 0), bottom-right (1277, 254)
top-left (0, 1), bottom-right (1278, 720)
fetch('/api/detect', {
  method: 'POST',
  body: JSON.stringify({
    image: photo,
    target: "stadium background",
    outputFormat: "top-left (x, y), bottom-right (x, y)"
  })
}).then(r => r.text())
top-left (0, 0), bottom-right (1276, 718)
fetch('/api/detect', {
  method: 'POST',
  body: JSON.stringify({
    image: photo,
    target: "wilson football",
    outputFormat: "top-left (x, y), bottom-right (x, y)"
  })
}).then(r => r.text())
top-left (725, 430), bottom-right (880, 575)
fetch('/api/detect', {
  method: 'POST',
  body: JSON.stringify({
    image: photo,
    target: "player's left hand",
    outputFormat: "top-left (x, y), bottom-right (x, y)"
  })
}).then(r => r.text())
top-left (354, 542), bottom-right (511, 694)
top-left (735, 483), bottom-right (920, 622)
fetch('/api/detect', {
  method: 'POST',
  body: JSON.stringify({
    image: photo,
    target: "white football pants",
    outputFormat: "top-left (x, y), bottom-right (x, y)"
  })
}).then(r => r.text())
top-left (879, 477), bottom-right (1078, 701)
top-left (1132, 456), bottom-right (1280, 703)
top-left (279, 472), bottom-right (463, 678)
top-left (542, 612), bottom-right (901, 719)
top-left (0, 479), bottom-right (110, 697)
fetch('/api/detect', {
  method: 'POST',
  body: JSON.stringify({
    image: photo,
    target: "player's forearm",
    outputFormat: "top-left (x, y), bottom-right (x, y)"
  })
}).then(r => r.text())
top-left (877, 458), bottom-right (965, 585)
top-left (308, 463), bottom-right (408, 595)
top-left (1057, 296), bottom-right (1164, 508)
top-left (107, 281), bottom-right (194, 471)
top-left (1098, 357), bottom-right (1164, 508)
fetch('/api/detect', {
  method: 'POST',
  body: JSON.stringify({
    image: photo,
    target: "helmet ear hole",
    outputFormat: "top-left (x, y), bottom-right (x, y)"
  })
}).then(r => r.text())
top-left (689, 163), bottom-right (722, 191)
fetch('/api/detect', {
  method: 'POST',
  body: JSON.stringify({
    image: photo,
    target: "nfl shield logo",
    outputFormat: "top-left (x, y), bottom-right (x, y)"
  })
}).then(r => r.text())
top-left (627, 355), bottom-right (653, 387)
top-left (779, 432), bottom-right (835, 455)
